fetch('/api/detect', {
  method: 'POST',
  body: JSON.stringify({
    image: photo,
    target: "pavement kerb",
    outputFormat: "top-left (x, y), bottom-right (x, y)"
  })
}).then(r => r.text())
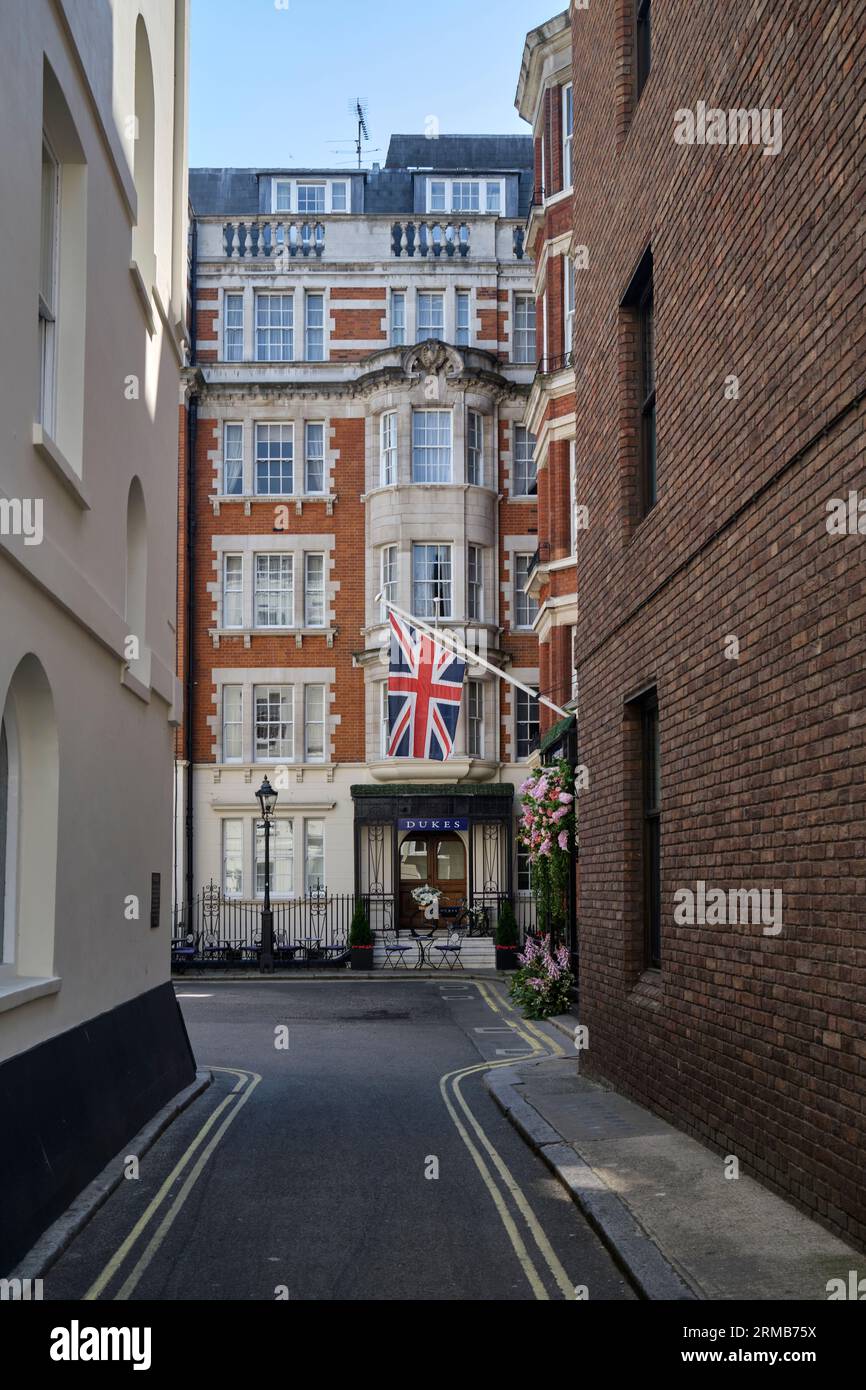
top-left (11, 1069), bottom-right (213, 1283)
top-left (483, 1066), bottom-right (699, 1302)
top-left (172, 969), bottom-right (504, 982)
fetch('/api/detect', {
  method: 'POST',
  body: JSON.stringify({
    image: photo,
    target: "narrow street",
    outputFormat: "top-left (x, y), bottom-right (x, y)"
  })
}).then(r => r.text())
top-left (43, 980), bottom-right (634, 1302)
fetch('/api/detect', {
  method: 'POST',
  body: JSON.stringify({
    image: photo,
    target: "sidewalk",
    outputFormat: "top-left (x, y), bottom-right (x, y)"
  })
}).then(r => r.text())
top-left (485, 1023), bottom-right (862, 1301)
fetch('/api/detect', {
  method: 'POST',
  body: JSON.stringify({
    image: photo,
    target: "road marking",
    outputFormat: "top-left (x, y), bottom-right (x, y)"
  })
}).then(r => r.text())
top-left (175, 993), bottom-right (213, 998)
top-left (473, 1027), bottom-right (515, 1034)
top-left (436, 983), bottom-right (577, 1301)
top-left (495, 1047), bottom-right (530, 1055)
top-left (84, 1067), bottom-right (260, 1301)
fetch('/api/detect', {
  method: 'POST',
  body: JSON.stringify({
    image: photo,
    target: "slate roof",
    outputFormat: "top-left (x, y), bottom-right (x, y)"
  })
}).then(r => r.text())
top-left (189, 133), bottom-right (535, 218)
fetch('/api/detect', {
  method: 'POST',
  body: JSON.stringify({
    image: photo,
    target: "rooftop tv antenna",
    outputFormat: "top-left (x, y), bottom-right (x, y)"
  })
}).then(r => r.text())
top-left (349, 97), bottom-right (370, 169)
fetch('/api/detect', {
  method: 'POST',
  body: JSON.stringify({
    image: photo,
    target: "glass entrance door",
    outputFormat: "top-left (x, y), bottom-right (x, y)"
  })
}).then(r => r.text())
top-left (398, 832), bottom-right (467, 930)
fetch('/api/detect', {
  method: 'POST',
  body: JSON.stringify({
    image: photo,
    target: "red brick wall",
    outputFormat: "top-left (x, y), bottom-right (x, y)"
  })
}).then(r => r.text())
top-left (572, 0), bottom-right (866, 1246)
top-left (190, 414), bottom-right (367, 766)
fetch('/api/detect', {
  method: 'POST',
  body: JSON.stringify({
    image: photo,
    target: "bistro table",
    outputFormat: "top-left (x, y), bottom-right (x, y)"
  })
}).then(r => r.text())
top-left (410, 928), bottom-right (436, 968)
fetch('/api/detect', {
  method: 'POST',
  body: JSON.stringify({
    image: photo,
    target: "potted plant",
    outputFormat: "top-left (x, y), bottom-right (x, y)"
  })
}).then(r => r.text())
top-left (495, 899), bottom-right (520, 971)
top-left (349, 900), bottom-right (373, 971)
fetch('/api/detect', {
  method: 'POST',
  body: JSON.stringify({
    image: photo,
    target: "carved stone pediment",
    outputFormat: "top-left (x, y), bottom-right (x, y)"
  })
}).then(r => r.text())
top-left (401, 339), bottom-right (464, 379)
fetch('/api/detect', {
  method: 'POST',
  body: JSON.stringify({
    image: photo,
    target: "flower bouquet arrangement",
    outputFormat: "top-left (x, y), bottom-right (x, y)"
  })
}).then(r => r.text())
top-left (517, 758), bottom-right (576, 938)
top-left (508, 933), bottom-right (574, 1019)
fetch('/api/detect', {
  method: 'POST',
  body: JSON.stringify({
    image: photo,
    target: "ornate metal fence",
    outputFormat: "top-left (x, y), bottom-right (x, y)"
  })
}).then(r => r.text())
top-left (172, 883), bottom-right (352, 969)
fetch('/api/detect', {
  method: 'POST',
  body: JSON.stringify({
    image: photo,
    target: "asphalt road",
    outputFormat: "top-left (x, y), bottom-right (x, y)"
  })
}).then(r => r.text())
top-left (44, 978), bottom-right (635, 1302)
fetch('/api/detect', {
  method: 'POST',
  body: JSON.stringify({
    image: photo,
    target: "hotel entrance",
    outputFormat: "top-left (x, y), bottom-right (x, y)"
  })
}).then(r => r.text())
top-left (398, 831), bottom-right (467, 930)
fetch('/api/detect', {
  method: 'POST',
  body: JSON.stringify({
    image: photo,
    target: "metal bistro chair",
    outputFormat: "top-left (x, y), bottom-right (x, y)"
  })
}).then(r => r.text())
top-left (382, 930), bottom-right (413, 969)
top-left (431, 925), bottom-right (466, 971)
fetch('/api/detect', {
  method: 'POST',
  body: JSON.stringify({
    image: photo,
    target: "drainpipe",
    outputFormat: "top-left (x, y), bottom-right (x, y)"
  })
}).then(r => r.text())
top-left (184, 217), bottom-right (198, 925)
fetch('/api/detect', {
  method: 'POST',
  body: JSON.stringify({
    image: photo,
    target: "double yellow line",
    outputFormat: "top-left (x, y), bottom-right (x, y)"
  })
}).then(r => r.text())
top-left (85, 1067), bottom-right (260, 1301)
top-left (438, 980), bottom-right (573, 1300)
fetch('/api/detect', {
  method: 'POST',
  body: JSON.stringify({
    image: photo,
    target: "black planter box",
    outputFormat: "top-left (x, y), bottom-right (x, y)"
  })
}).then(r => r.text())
top-left (351, 945), bottom-right (373, 970)
top-left (496, 945), bottom-right (520, 971)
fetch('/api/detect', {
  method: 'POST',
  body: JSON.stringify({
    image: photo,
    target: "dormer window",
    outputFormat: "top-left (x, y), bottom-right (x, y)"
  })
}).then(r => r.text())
top-left (425, 178), bottom-right (505, 216)
top-left (270, 179), bottom-right (351, 214)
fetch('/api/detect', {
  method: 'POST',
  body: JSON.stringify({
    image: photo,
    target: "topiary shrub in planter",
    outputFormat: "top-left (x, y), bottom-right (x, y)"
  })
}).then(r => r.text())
top-left (495, 899), bottom-right (520, 971)
top-left (349, 901), bottom-right (373, 970)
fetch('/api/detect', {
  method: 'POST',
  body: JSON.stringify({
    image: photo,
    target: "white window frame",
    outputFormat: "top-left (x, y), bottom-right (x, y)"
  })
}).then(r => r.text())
top-left (416, 291), bottom-right (444, 342)
top-left (564, 255), bottom-right (575, 355)
top-left (515, 688), bottom-right (540, 761)
top-left (223, 554), bottom-right (243, 629)
top-left (412, 542), bottom-right (453, 619)
top-left (513, 426), bottom-right (537, 497)
top-left (255, 422), bottom-right (294, 496)
top-left (380, 411), bottom-right (397, 486)
top-left (272, 179), bottom-right (292, 213)
top-left (467, 410), bottom-right (483, 486)
top-left (304, 421), bottom-right (326, 495)
top-left (254, 553), bottom-right (294, 628)
top-left (569, 440), bottom-right (578, 556)
top-left (330, 181), bottom-right (348, 212)
top-left (390, 290), bottom-right (406, 346)
top-left (304, 553), bottom-right (326, 628)
top-left (456, 290), bottom-right (471, 346)
top-left (380, 681), bottom-right (390, 758)
top-left (426, 177), bottom-right (502, 215)
top-left (486, 181), bottom-right (502, 214)
top-left (467, 543), bottom-right (483, 621)
top-left (304, 818), bottom-right (326, 892)
top-left (38, 136), bottom-right (60, 437)
top-left (467, 680), bottom-right (484, 757)
top-left (223, 292), bottom-right (244, 362)
top-left (304, 685), bottom-right (326, 763)
top-left (412, 409), bottom-right (452, 483)
top-left (305, 292), bottom-right (325, 361)
top-left (222, 818), bottom-right (244, 897)
top-left (255, 293), bottom-right (294, 362)
top-left (562, 83), bottom-right (574, 190)
top-left (428, 180), bottom-right (446, 212)
top-left (222, 686), bottom-right (243, 763)
top-left (255, 818), bottom-right (294, 898)
top-left (223, 422), bottom-right (244, 496)
top-left (254, 685), bottom-right (294, 763)
top-left (296, 182), bottom-right (326, 216)
top-left (380, 544), bottom-right (397, 622)
top-left (513, 553), bottom-right (538, 630)
top-left (513, 293), bottom-right (536, 364)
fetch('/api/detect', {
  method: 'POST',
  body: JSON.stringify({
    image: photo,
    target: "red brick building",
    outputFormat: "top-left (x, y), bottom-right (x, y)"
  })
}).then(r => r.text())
top-left (176, 138), bottom-right (545, 960)
top-left (564, 0), bottom-right (866, 1246)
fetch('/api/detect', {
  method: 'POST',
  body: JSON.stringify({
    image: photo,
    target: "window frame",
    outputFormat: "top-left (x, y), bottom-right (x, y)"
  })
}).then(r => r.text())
top-left (513, 553), bottom-right (538, 631)
top-left (222, 818), bottom-right (244, 897)
top-left (562, 83), bottom-right (574, 190)
top-left (223, 291), bottom-right (244, 362)
top-left (513, 425), bottom-right (537, 497)
top-left (304, 818), bottom-right (326, 892)
top-left (222, 685), bottom-right (243, 763)
top-left (380, 544), bottom-right (398, 622)
top-left (635, 0), bottom-right (652, 104)
top-left (223, 553), bottom-right (244, 629)
top-left (255, 817), bottom-right (294, 898)
top-left (38, 136), bottom-right (60, 437)
top-left (467, 410), bottom-right (483, 486)
top-left (223, 422), bottom-right (244, 496)
top-left (255, 421), bottom-right (294, 496)
top-left (380, 410), bottom-right (397, 486)
top-left (255, 292), bottom-right (294, 363)
top-left (515, 688), bottom-right (540, 761)
top-left (467, 679), bottom-right (484, 757)
top-left (456, 290), bottom-right (471, 346)
top-left (303, 552), bottom-right (326, 628)
top-left (304, 291), bottom-right (325, 361)
top-left (641, 690), bottom-right (661, 968)
top-left (416, 290), bottom-right (445, 342)
top-left (390, 290), bottom-right (406, 346)
top-left (254, 684), bottom-right (294, 763)
top-left (513, 293), bottom-right (536, 364)
top-left (254, 553), bottom-right (294, 629)
top-left (411, 542), bottom-right (453, 620)
top-left (467, 542), bottom-right (483, 621)
top-left (304, 421), bottom-right (326, 495)
top-left (411, 409), bottom-right (453, 484)
top-left (303, 685), bottom-right (326, 763)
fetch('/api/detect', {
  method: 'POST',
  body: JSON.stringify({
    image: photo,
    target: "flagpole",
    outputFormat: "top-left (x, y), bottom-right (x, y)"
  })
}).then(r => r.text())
top-left (379, 596), bottom-right (571, 720)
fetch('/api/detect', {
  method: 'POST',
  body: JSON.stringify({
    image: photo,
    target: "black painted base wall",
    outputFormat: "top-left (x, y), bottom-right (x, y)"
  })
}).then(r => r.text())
top-left (0, 981), bottom-right (196, 1272)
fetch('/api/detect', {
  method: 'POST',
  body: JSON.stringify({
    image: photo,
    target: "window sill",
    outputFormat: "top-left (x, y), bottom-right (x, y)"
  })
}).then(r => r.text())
top-left (32, 425), bottom-right (90, 509)
top-left (629, 968), bottom-right (662, 1011)
top-left (121, 662), bottom-right (151, 703)
top-left (0, 974), bottom-right (62, 1014)
top-left (129, 261), bottom-right (156, 336)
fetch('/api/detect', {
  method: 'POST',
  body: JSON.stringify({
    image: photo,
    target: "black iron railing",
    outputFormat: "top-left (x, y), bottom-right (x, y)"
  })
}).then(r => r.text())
top-left (172, 885), bottom-right (353, 969)
top-left (536, 351), bottom-right (573, 375)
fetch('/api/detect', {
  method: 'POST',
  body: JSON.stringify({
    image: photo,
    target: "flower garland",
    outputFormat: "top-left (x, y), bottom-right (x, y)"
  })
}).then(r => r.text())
top-left (517, 759), bottom-right (576, 939)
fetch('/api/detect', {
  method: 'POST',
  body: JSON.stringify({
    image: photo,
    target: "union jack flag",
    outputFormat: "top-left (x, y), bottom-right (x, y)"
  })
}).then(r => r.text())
top-left (387, 613), bottom-right (466, 760)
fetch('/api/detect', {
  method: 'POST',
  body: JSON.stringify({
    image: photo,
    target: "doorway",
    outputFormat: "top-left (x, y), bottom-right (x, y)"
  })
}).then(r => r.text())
top-left (398, 832), bottom-right (467, 930)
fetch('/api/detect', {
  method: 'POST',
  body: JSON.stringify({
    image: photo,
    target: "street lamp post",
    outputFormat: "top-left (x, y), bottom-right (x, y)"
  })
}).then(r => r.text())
top-left (256, 775), bottom-right (278, 973)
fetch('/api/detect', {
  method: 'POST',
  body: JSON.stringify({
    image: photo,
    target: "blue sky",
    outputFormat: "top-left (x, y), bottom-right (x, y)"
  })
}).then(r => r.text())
top-left (189, 0), bottom-right (558, 169)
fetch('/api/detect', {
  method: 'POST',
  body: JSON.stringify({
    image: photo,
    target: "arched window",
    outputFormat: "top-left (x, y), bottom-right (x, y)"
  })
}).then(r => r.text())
top-left (125, 477), bottom-right (149, 686)
top-left (0, 657), bottom-right (59, 981)
top-left (132, 16), bottom-right (156, 288)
